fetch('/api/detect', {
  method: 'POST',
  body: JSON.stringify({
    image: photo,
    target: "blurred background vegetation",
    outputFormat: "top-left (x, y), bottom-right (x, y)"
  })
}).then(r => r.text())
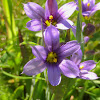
top-left (0, 0), bottom-right (100, 100)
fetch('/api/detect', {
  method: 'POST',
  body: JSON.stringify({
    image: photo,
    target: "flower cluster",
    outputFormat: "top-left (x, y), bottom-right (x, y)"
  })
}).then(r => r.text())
top-left (71, 49), bottom-right (98, 80)
top-left (23, 0), bottom-right (77, 31)
top-left (22, 25), bottom-right (80, 86)
top-left (75, 0), bottom-right (100, 20)
top-left (22, 0), bottom-right (99, 86)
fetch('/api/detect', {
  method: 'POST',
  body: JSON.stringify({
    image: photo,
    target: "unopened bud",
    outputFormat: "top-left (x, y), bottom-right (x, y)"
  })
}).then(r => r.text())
top-left (83, 23), bottom-right (95, 36)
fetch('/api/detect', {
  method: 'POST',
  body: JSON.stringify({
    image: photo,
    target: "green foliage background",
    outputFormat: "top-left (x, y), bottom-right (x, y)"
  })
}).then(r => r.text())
top-left (0, 0), bottom-right (100, 100)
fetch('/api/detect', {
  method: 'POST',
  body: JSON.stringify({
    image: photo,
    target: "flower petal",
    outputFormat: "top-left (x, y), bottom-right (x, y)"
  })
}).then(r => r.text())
top-left (71, 49), bottom-right (82, 65)
top-left (72, 26), bottom-right (76, 37)
top-left (47, 65), bottom-right (61, 86)
top-left (26, 19), bottom-right (45, 31)
top-left (44, 25), bottom-right (59, 51)
top-left (31, 46), bottom-right (47, 60)
top-left (56, 19), bottom-right (73, 30)
top-left (82, 1), bottom-right (87, 12)
top-left (83, 0), bottom-right (88, 4)
top-left (22, 58), bottom-right (46, 76)
top-left (83, 0), bottom-right (95, 8)
top-left (80, 71), bottom-right (98, 80)
top-left (23, 2), bottom-right (45, 19)
top-left (90, 2), bottom-right (100, 16)
top-left (75, 0), bottom-right (86, 11)
top-left (90, 0), bottom-right (95, 7)
top-left (59, 60), bottom-right (79, 78)
top-left (84, 36), bottom-right (90, 43)
top-left (82, 11), bottom-right (91, 17)
top-left (79, 60), bottom-right (96, 71)
top-left (58, 2), bottom-right (77, 20)
top-left (45, 0), bottom-right (58, 19)
top-left (58, 41), bottom-right (80, 58)
top-left (82, 22), bottom-right (86, 31)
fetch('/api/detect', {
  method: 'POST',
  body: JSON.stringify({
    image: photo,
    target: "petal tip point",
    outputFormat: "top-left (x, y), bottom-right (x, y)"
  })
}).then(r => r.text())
top-left (21, 71), bottom-right (24, 74)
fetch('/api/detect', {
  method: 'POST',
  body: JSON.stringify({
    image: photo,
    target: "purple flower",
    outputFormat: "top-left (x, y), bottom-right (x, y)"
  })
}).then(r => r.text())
top-left (72, 22), bottom-right (90, 43)
top-left (70, 49), bottom-right (98, 80)
top-left (84, 36), bottom-right (90, 44)
top-left (23, 0), bottom-right (77, 31)
top-left (22, 25), bottom-right (80, 86)
top-left (76, 0), bottom-right (100, 19)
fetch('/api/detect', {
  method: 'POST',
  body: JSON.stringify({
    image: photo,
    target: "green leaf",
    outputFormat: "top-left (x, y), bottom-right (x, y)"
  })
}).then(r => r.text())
top-left (91, 88), bottom-right (100, 97)
top-left (0, 63), bottom-right (10, 68)
top-left (2, 0), bottom-right (17, 43)
top-left (12, 85), bottom-right (24, 99)
top-left (19, 41), bottom-right (38, 46)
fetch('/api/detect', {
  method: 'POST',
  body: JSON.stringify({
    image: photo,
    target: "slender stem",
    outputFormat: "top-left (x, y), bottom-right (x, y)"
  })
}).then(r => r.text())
top-left (1, 69), bottom-right (45, 80)
top-left (65, 29), bottom-right (70, 42)
top-left (29, 76), bottom-right (35, 100)
top-left (76, 0), bottom-right (84, 59)
top-left (78, 0), bottom-right (82, 28)
top-left (76, 0), bottom-right (82, 42)
top-left (41, 19), bottom-right (45, 46)
top-left (91, 80), bottom-right (100, 88)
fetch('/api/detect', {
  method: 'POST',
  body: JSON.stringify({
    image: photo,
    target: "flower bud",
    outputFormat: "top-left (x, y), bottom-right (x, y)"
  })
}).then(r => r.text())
top-left (83, 23), bottom-right (95, 36)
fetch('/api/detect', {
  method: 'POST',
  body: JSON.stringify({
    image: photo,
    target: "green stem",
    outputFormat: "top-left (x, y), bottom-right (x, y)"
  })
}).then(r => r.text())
top-left (91, 80), bottom-right (100, 88)
top-left (65, 29), bottom-right (70, 42)
top-left (76, 0), bottom-right (84, 58)
top-left (1, 69), bottom-right (45, 80)
top-left (29, 76), bottom-right (35, 100)
top-left (41, 19), bottom-right (45, 46)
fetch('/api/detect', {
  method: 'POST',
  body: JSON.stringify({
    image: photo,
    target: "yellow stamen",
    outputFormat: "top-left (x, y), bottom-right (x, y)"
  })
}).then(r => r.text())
top-left (52, 21), bottom-right (57, 26)
top-left (87, 3), bottom-right (90, 7)
top-left (45, 20), bottom-right (51, 26)
top-left (49, 15), bottom-right (53, 20)
top-left (79, 65), bottom-right (84, 70)
top-left (46, 52), bottom-right (57, 63)
top-left (54, 53), bottom-right (57, 57)
top-left (53, 58), bottom-right (57, 63)
top-left (84, 16), bottom-right (90, 20)
top-left (45, 15), bottom-right (57, 26)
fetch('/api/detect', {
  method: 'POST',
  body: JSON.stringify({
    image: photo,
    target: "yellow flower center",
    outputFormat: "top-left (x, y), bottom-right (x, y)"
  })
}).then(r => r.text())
top-left (45, 15), bottom-right (57, 26)
top-left (87, 3), bottom-right (90, 7)
top-left (49, 15), bottom-right (53, 20)
top-left (79, 65), bottom-right (84, 70)
top-left (45, 20), bottom-right (51, 26)
top-left (84, 16), bottom-right (90, 20)
top-left (46, 52), bottom-right (57, 63)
